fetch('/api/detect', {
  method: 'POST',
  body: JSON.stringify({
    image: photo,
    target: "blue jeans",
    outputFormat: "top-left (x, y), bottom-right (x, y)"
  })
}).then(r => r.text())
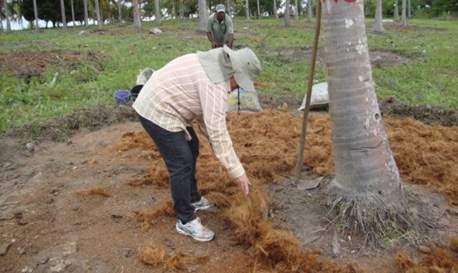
top-left (139, 115), bottom-right (201, 224)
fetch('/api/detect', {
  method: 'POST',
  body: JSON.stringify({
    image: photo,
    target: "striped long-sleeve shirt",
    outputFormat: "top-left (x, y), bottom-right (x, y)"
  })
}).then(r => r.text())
top-left (133, 53), bottom-right (245, 178)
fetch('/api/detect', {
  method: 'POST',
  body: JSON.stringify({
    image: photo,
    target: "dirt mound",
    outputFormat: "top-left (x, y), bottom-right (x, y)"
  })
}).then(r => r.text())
top-left (381, 97), bottom-right (458, 126)
top-left (270, 47), bottom-right (409, 66)
top-left (0, 49), bottom-right (104, 80)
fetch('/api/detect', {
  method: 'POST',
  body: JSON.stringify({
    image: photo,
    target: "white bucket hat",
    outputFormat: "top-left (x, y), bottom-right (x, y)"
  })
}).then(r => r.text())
top-left (222, 45), bottom-right (261, 92)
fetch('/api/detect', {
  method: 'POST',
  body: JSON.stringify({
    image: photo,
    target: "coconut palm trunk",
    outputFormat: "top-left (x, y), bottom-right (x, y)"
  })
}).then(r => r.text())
top-left (32, 0), bottom-right (39, 30)
top-left (60, 0), bottom-right (67, 29)
top-left (95, 0), bottom-right (102, 26)
top-left (179, 0), bottom-right (184, 19)
top-left (273, 0), bottom-right (278, 18)
top-left (407, 0), bottom-right (411, 17)
top-left (373, 0), bottom-right (384, 33)
top-left (3, 0), bottom-right (11, 32)
top-left (401, 0), bottom-right (407, 26)
top-left (155, 0), bottom-right (161, 21)
top-left (198, 0), bottom-right (208, 31)
top-left (172, 0), bottom-right (176, 18)
top-left (70, 0), bottom-right (75, 25)
top-left (322, 0), bottom-right (406, 240)
top-left (294, 0), bottom-right (299, 19)
top-left (284, 0), bottom-right (290, 26)
top-left (245, 0), bottom-right (250, 19)
top-left (394, 0), bottom-right (399, 20)
top-left (256, 0), bottom-right (260, 17)
top-left (83, 0), bottom-right (88, 26)
top-left (307, 0), bottom-right (313, 20)
top-left (117, 0), bottom-right (122, 21)
top-left (133, 0), bottom-right (141, 28)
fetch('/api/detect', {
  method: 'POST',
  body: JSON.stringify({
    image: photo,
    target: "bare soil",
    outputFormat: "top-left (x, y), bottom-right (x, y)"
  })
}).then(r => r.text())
top-left (0, 50), bottom-right (105, 80)
top-left (270, 47), bottom-right (410, 67)
top-left (1, 110), bottom-right (456, 273)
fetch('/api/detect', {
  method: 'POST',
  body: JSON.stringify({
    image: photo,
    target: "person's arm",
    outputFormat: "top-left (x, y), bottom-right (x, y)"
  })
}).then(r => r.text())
top-left (198, 83), bottom-right (250, 195)
top-left (226, 33), bottom-right (234, 48)
top-left (207, 32), bottom-right (216, 48)
top-left (225, 15), bottom-right (234, 48)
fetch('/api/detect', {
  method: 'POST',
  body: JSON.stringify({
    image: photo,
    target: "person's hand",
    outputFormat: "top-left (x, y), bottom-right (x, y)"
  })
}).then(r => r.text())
top-left (236, 174), bottom-right (251, 195)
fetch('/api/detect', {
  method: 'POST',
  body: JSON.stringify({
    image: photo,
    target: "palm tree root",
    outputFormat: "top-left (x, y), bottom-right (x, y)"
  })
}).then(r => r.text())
top-left (325, 182), bottom-right (439, 248)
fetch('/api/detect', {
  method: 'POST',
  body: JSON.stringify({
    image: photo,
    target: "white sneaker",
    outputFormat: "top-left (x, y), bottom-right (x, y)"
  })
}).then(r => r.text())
top-left (191, 197), bottom-right (212, 211)
top-left (175, 217), bottom-right (215, 242)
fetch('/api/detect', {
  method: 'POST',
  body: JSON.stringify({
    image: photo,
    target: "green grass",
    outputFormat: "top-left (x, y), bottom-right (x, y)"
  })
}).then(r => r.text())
top-left (1, 18), bottom-right (457, 132)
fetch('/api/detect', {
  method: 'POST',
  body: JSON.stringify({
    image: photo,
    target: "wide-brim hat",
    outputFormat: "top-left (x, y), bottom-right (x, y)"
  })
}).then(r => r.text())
top-left (222, 45), bottom-right (261, 92)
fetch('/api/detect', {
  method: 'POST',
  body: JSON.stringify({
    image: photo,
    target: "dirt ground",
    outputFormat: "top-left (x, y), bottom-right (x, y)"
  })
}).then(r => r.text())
top-left (271, 47), bottom-right (410, 67)
top-left (1, 110), bottom-right (457, 273)
top-left (0, 50), bottom-right (105, 81)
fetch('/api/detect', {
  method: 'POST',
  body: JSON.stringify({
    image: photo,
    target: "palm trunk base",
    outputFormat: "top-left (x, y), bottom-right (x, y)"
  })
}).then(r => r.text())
top-left (325, 181), bottom-right (436, 247)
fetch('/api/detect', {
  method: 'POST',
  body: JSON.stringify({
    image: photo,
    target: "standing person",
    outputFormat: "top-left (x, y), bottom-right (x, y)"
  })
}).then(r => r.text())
top-left (133, 45), bottom-right (261, 242)
top-left (207, 4), bottom-right (234, 48)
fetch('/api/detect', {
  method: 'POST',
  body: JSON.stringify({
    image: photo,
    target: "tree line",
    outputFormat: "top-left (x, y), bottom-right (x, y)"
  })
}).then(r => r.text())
top-left (0, 0), bottom-right (457, 32)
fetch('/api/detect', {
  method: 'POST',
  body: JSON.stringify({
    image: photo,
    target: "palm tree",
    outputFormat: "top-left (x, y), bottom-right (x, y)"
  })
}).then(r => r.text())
top-left (60, 0), bottom-right (67, 29)
top-left (273, 0), bottom-right (278, 18)
top-left (307, 0), bottom-right (313, 20)
top-left (133, 0), bottom-right (141, 28)
top-left (70, 0), bottom-right (76, 25)
top-left (155, 0), bottom-right (161, 21)
top-left (322, 0), bottom-right (407, 241)
top-left (83, 0), bottom-right (88, 26)
top-left (95, 0), bottom-right (102, 26)
top-left (284, 0), bottom-right (290, 26)
top-left (3, 0), bottom-right (11, 32)
top-left (407, 0), bottom-right (411, 17)
top-left (256, 0), bottom-right (260, 17)
top-left (179, 0), bottom-right (184, 19)
top-left (33, 0), bottom-right (38, 30)
top-left (198, 0), bottom-right (208, 31)
top-left (294, 0), bottom-right (299, 19)
top-left (373, 0), bottom-right (384, 33)
top-left (401, 0), bottom-right (407, 26)
top-left (394, 0), bottom-right (399, 20)
top-left (171, 0), bottom-right (176, 18)
top-left (245, 0), bottom-right (249, 19)
top-left (117, 0), bottom-right (122, 21)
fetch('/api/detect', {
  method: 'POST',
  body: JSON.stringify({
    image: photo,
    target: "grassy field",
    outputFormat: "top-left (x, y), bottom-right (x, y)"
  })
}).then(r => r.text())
top-left (0, 18), bottom-right (457, 133)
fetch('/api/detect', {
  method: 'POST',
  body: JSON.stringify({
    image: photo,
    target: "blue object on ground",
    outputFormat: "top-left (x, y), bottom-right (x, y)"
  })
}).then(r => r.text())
top-left (115, 90), bottom-right (131, 105)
